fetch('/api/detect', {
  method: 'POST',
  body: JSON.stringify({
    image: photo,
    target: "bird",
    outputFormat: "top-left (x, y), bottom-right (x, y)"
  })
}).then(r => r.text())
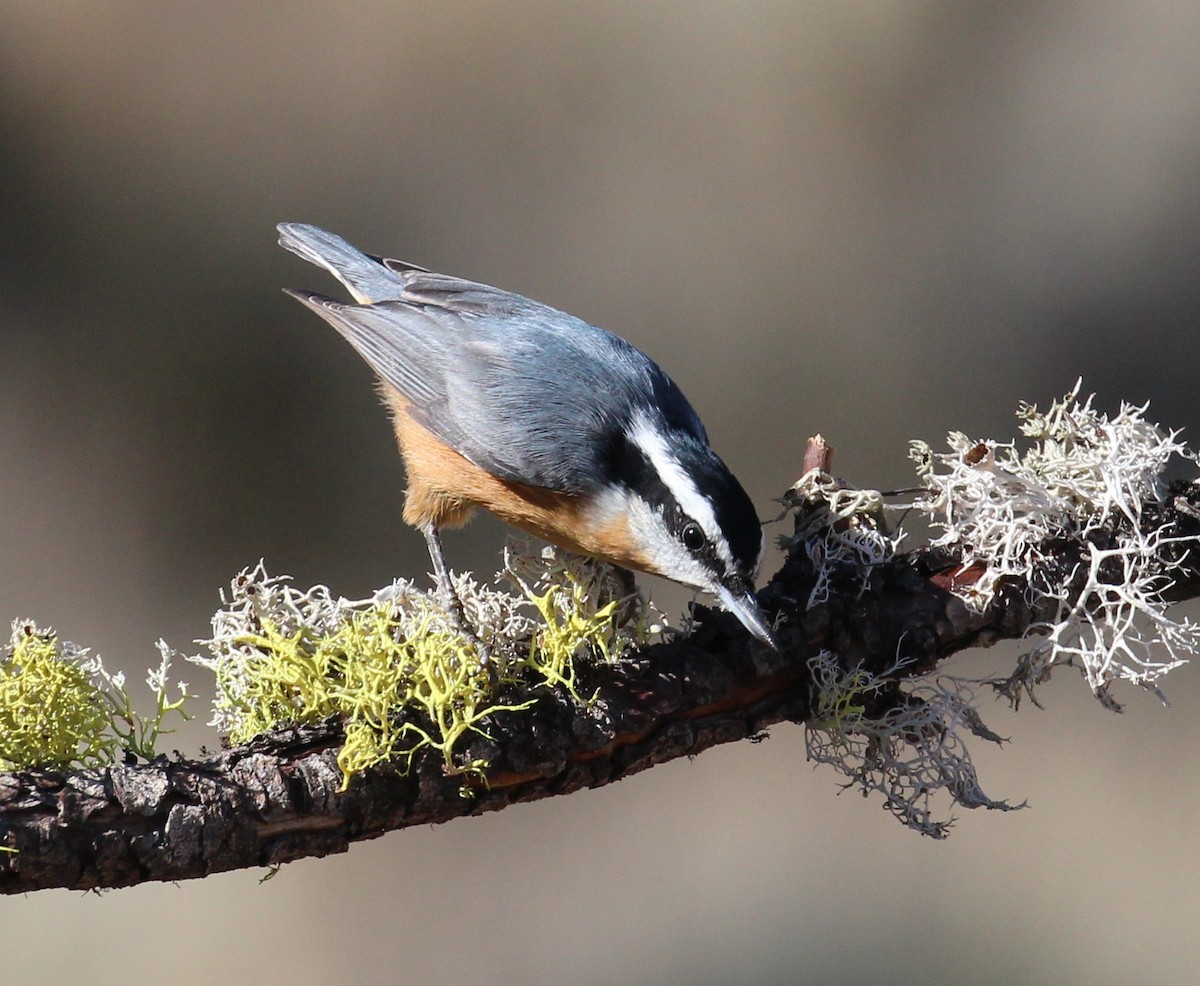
top-left (278, 222), bottom-right (777, 653)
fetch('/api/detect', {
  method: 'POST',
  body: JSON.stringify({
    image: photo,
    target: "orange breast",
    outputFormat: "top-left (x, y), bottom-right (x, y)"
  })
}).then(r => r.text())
top-left (384, 386), bottom-right (650, 571)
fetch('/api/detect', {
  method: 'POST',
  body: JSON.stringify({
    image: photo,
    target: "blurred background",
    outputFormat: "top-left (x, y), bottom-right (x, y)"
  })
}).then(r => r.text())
top-left (3, 3), bottom-right (1199, 983)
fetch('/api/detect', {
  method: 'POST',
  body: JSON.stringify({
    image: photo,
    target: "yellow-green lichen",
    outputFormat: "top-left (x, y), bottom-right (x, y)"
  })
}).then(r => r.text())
top-left (807, 654), bottom-right (874, 739)
top-left (218, 597), bottom-right (535, 784)
top-left (523, 582), bottom-right (617, 701)
top-left (0, 623), bottom-right (112, 770)
top-left (509, 544), bottom-right (661, 681)
top-left (0, 621), bottom-right (191, 771)
top-left (194, 548), bottom-right (665, 788)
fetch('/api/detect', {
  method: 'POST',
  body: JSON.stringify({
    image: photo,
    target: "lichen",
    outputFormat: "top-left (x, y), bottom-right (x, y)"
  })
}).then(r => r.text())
top-left (912, 381), bottom-right (1198, 709)
top-left (506, 544), bottom-right (665, 699)
top-left (190, 545), bottom-right (665, 787)
top-left (787, 383), bottom-right (1199, 836)
top-left (0, 621), bottom-right (191, 771)
top-left (804, 651), bottom-right (1021, 838)
top-left (778, 471), bottom-right (900, 607)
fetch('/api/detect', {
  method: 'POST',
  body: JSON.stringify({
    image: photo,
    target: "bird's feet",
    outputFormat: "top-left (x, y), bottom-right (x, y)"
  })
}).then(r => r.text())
top-left (421, 523), bottom-right (495, 673)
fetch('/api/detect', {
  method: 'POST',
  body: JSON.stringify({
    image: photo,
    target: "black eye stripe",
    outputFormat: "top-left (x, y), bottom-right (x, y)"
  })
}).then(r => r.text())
top-left (604, 422), bottom-right (759, 576)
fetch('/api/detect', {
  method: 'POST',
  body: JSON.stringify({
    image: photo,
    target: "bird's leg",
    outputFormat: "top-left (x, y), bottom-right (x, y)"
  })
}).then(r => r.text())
top-left (420, 523), bottom-right (492, 666)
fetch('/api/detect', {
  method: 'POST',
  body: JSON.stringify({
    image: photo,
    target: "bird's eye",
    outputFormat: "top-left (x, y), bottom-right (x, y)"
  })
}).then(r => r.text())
top-left (682, 522), bottom-right (705, 551)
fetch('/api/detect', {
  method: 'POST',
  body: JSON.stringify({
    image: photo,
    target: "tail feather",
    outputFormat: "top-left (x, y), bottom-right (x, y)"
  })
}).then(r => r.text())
top-left (277, 222), bottom-right (405, 304)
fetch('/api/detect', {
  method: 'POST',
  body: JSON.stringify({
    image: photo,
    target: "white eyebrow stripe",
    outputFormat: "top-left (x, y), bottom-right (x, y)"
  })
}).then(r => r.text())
top-left (628, 411), bottom-right (734, 570)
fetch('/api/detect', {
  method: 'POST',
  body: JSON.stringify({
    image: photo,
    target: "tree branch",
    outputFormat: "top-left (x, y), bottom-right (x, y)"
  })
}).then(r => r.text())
top-left (3, 465), bottom-right (1199, 892)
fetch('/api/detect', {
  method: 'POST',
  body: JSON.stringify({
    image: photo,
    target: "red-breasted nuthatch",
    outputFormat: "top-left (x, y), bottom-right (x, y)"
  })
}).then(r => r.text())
top-left (278, 223), bottom-right (776, 649)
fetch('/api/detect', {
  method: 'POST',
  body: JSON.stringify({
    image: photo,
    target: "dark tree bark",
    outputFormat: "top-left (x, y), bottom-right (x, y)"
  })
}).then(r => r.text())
top-left (3, 477), bottom-right (1199, 894)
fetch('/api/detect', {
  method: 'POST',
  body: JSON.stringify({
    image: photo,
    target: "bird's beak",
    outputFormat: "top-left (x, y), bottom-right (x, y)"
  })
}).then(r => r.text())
top-left (715, 579), bottom-right (779, 649)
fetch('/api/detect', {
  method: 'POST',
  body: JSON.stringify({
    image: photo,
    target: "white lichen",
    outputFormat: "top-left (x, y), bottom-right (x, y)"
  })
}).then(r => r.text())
top-left (790, 383), bottom-right (1198, 836)
top-left (779, 470), bottom-right (901, 607)
top-left (912, 381), bottom-right (1198, 709)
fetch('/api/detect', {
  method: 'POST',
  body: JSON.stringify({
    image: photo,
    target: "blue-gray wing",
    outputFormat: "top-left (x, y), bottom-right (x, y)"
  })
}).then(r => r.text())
top-left (280, 224), bottom-right (707, 492)
top-left (431, 311), bottom-right (710, 494)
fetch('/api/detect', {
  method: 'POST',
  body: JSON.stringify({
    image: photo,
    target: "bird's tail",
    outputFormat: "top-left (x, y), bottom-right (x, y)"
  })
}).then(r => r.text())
top-left (277, 222), bottom-right (404, 305)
